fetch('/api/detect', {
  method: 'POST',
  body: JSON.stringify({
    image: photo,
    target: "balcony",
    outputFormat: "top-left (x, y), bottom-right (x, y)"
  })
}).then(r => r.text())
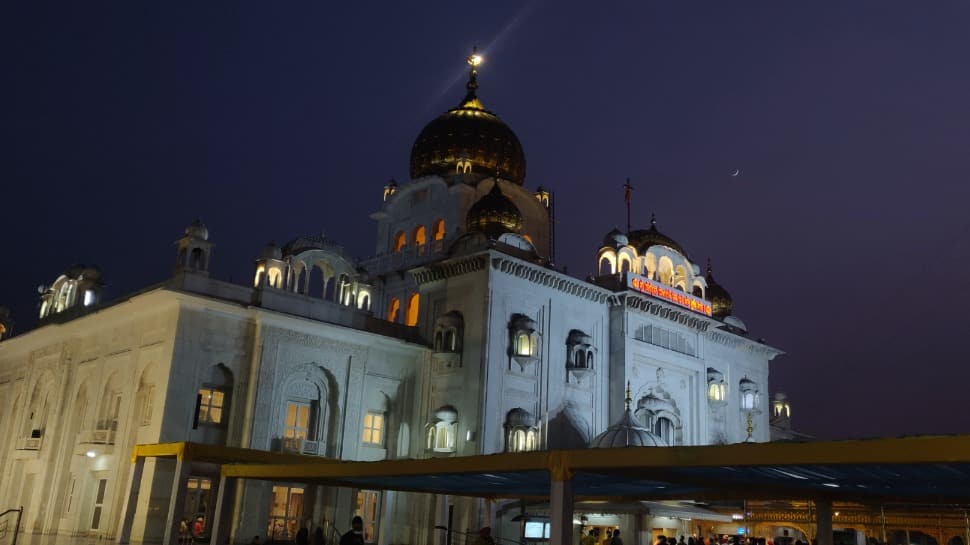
top-left (361, 238), bottom-right (449, 275)
top-left (280, 437), bottom-right (325, 456)
top-left (15, 436), bottom-right (43, 451)
top-left (79, 428), bottom-right (117, 445)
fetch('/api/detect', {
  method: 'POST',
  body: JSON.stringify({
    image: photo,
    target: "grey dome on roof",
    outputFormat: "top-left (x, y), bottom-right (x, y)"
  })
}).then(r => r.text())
top-left (590, 394), bottom-right (668, 448)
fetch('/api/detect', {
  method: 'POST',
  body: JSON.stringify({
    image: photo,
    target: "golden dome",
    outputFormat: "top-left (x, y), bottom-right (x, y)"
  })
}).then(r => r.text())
top-left (705, 260), bottom-right (733, 319)
top-left (409, 51), bottom-right (526, 185)
top-left (466, 181), bottom-right (523, 238)
top-left (627, 215), bottom-right (687, 257)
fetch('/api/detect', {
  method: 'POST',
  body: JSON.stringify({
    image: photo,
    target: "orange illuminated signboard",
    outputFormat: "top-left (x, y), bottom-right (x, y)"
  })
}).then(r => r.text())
top-left (627, 274), bottom-right (712, 317)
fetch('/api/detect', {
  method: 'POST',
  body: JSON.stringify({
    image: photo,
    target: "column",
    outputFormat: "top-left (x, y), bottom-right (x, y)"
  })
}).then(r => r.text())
top-left (814, 499), bottom-right (833, 545)
top-left (550, 479), bottom-right (574, 545)
top-left (162, 457), bottom-right (192, 545)
top-left (116, 457), bottom-right (146, 544)
top-left (210, 475), bottom-right (236, 545)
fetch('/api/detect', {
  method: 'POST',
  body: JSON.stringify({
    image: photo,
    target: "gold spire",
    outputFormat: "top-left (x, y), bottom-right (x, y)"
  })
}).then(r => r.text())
top-left (461, 47), bottom-right (485, 109)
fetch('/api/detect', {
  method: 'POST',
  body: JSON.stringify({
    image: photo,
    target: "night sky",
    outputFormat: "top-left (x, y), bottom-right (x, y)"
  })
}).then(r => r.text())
top-left (3, 2), bottom-right (969, 440)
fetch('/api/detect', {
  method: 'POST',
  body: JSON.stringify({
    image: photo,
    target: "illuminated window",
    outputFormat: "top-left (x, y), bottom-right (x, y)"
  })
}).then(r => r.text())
top-left (83, 289), bottom-right (95, 306)
top-left (427, 406), bottom-right (458, 453)
top-left (268, 486), bottom-right (304, 542)
top-left (739, 378), bottom-right (759, 411)
top-left (405, 293), bottom-right (419, 326)
top-left (284, 401), bottom-right (311, 440)
top-left (515, 333), bottom-right (534, 356)
top-left (393, 231), bottom-right (406, 253)
top-left (708, 382), bottom-right (726, 402)
top-left (355, 490), bottom-right (380, 543)
top-left (509, 314), bottom-right (540, 369)
top-left (197, 388), bottom-right (225, 424)
top-left (362, 412), bottom-right (384, 446)
top-left (505, 408), bottom-right (538, 453)
top-left (413, 225), bottom-right (427, 247)
top-left (432, 219), bottom-right (446, 241)
top-left (386, 298), bottom-right (400, 322)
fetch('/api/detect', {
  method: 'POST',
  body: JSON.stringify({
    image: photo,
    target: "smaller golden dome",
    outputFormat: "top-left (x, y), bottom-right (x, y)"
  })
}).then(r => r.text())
top-left (705, 260), bottom-right (733, 319)
top-left (627, 215), bottom-right (687, 257)
top-left (466, 181), bottom-right (523, 238)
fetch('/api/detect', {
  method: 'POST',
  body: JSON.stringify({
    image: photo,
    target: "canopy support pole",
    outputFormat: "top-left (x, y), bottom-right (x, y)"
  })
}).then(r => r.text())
top-left (814, 499), bottom-right (833, 545)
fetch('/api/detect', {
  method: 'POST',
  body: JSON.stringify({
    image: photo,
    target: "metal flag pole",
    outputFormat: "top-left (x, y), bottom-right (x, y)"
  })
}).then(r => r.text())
top-left (623, 178), bottom-right (633, 233)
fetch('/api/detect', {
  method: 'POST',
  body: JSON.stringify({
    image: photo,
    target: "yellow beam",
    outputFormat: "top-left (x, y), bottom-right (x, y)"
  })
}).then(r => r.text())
top-left (220, 434), bottom-right (970, 481)
top-left (131, 441), bottom-right (338, 465)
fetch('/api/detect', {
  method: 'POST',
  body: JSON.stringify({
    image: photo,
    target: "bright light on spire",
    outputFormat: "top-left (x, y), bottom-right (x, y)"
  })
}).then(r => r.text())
top-left (467, 47), bottom-right (483, 67)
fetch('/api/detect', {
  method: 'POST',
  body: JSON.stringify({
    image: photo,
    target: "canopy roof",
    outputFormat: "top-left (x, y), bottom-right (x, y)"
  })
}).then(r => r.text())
top-left (133, 435), bottom-right (970, 505)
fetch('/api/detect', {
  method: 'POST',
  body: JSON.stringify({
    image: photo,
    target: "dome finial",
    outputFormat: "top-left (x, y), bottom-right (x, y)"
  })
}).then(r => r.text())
top-left (650, 212), bottom-right (657, 228)
top-left (706, 257), bottom-right (713, 276)
top-left (465, 46), bottom-right (483, 99)
top-left (624, 381), bottom-right (632, 410)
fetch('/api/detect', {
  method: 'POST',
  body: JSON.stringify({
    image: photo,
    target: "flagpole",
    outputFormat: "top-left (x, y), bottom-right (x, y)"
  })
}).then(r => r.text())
top-left (623, 178), bottom-right (633, 233)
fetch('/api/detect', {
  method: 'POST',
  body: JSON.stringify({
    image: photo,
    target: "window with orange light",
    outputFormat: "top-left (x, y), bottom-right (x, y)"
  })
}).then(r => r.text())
top-left (393, 232), bottom-right (406, 253)
top-left (413, 226), bottom-right (427, 246)
top-left (387, 298), bottom-right (400, 322)
top-left (432, 219), bottom-right (446, 241)
top-left (405, 293), bottom-right (420, 326)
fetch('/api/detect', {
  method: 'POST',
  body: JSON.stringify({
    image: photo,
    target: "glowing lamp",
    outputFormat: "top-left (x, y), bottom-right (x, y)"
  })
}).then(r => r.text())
top-left (85, 451), bottom-right (96, 458)
top-left (467, 53), bottom-right (483, 67)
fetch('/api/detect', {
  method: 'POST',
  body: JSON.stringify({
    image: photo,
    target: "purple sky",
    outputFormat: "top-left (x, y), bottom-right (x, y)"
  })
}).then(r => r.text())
top-left (3, 2), bottom-right (969, 440)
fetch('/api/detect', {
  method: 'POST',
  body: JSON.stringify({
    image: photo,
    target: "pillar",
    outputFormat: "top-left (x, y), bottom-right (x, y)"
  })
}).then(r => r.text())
top-left (116, 457), bottom-right (146, 544)
top-left (550, 479), bottom-right (574, 545)
top-left (162, 457), bottom-right (192, 545)
top-left (815, 499), bottom-right (833, 545)
top-left (210, 475), bottom-right (236, 545)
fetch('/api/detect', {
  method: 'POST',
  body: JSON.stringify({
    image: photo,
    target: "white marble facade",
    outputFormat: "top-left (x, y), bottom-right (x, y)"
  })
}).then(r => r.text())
top-left (0, 59), bottom-right (782, 545)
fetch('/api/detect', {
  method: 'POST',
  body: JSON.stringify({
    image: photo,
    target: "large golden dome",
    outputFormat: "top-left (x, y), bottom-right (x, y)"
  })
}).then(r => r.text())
top-left (409, 52), bottom-right (526, 185)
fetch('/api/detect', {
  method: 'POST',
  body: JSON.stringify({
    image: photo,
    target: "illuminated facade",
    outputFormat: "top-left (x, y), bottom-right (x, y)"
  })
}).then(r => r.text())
top-left (0, 52), bottom-right (782, 545)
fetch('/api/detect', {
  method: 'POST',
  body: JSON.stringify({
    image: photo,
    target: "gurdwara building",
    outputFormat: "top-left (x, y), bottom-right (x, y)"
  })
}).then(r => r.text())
top-left (0, 54), bottom-right (782, 545)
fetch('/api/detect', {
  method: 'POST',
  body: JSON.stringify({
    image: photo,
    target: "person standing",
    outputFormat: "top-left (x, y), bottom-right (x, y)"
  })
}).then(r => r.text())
top-left (340, 516), bottom-right (365, 545)
top-left (611, 529), bottom-right (624, 545)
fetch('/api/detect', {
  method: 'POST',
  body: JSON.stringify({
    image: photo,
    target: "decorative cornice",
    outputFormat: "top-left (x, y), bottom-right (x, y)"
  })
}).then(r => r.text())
top-left (610, 293), bottom-right (711, 333)
top-left (490, 256), bottom-right (610, 303)
top-left (411, 255), bottom-right (489, 285)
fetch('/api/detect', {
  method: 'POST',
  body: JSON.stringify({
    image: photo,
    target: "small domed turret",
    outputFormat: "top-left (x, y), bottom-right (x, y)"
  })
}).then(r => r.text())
top-left (590, 383), bottom-right (667, 448)
top-left (466, 181), bottom-right (523, 238)
top-left (705, 260), bottom-right (733, 319)
top-left (185, 219), bottom-right (209, 241)
top-left (261, 241), bottom-right (282, 260)
top-left (602, 227), bottom-right (628, 248)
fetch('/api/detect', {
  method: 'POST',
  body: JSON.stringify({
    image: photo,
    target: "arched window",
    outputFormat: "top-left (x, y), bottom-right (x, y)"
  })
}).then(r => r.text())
top-left (586, 350), bottom-right (593, 368)
top-left (620, 257), bottom-right (631, 273)
top-left (413, 226), bottom-right (427, 247)
top-left (405, 293), bottom-right (420, 326)
top-left (505, 408), bottom-right (539, 453)
top-left (427, 406), bottom-right (458, 453)
top-left (599, 256), bottom-right (614, 275)
top-left (515, 333), bottom-right (533, 356)
top-left (386, 298), bottom-right (400, 322)
top-left (653, 416), bottom-right (674, 444)
top-left (432, 219), bottom-right (446, 241)
top-left (393, 231), bottom-right (406, 253)
top-left (267, 268), bottom-right (283, 288)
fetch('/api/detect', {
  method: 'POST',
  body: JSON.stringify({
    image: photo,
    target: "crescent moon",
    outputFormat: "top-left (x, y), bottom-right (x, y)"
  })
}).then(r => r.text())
top-left (730, 169), bottom-right (740, 177)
